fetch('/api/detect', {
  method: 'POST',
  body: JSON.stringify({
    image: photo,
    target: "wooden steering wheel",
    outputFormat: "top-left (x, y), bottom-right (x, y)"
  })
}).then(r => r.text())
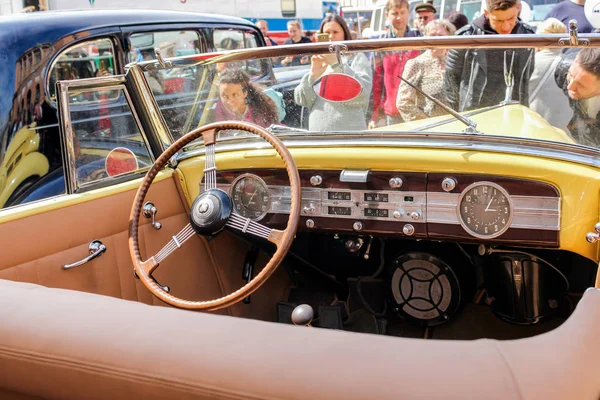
top-left (129, 122), bottom-right (301, 311)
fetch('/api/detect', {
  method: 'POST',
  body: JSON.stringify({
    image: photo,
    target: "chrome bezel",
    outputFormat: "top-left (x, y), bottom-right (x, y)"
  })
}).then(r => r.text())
top-left (229, 173), bottom-right (271, 221)
top-left (456, 181), bottom-right (514, 239)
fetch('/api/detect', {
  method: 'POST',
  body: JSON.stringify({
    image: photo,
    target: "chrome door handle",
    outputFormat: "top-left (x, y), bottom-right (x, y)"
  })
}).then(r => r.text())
top-left (63, 240), bottom-right (107, 270)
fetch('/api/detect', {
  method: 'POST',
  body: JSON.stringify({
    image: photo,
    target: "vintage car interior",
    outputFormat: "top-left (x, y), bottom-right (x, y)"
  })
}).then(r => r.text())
top-left (1, 32), bottom-right (600, 399)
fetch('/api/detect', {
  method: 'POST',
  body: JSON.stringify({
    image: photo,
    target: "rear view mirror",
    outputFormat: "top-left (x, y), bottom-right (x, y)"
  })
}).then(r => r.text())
top-left (313, 73), bottom-right (362, 102)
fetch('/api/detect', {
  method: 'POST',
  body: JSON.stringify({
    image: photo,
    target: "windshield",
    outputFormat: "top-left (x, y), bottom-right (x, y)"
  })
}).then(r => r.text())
top-left (140, 37), bottom-right (600, 150)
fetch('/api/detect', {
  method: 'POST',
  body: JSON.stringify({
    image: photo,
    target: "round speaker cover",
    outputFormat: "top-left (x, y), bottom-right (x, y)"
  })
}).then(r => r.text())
top-left (390, 252), bottom-right (461, 326)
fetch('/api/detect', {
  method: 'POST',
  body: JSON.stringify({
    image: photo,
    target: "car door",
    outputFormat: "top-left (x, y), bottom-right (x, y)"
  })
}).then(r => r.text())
top-left (0, 73), bottom-right (229, 312)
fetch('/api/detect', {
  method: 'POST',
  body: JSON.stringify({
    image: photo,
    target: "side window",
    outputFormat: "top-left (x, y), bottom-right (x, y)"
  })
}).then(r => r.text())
top-left (214, 29), bottom-right (244, 51)
top-left (48, 38), bottom-right (116, 102)
top-left (128, 30), bottom-right (203, 96)
top-left (213, 29), bottom-right (263, 78)
top-left (68, 87), bottom-right (153, 187)
top-left (127, 30), bottom-right (202, 63)
top-left (281, 0), bottom-right (296, 17)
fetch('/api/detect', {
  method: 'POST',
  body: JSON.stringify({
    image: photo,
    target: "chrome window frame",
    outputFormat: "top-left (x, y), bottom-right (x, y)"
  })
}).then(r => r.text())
top-left (46, 37), bottom-right (118, 103)
top-left (57, 75), bottom-right (155, 194)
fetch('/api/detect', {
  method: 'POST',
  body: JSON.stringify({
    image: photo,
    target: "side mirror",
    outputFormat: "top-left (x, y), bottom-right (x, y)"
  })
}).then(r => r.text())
top-left (313, 73), bottom-right (362, 102)
top-left (105, 147), bottom-right (138, 177)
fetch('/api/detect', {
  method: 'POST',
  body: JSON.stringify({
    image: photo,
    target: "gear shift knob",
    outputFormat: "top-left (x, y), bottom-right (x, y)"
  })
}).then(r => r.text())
top-left (291, 304), bottom-right (314, 326)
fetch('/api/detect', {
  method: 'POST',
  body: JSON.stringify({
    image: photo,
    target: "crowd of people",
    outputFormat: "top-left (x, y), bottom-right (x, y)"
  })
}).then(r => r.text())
top-left (211, 0), bottom-right (599, 147)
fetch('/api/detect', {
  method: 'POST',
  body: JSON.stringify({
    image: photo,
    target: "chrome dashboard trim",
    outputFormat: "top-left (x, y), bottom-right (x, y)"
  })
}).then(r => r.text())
top-left (178, 133), bottom-right (600, 169)
top-left (427, 193), bottom-right (560, 230)
top-left (214, 182), bottom-right (561, 231)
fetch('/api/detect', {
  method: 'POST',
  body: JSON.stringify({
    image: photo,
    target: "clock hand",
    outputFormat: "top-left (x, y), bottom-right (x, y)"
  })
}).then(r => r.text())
top-left (485, 198), bottom-right (496, 212)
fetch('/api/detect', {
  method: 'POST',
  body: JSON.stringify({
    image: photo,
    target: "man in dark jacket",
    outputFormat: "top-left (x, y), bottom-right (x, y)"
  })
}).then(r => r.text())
top-left (555, 48), bottom-right (600, 147)
top-left (444, 0), bottom-right (535, 112)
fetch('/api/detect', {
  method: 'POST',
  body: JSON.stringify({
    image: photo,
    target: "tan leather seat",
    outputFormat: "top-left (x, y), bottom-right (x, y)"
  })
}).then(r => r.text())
top-left (0, 279), bottom-right (598, 400)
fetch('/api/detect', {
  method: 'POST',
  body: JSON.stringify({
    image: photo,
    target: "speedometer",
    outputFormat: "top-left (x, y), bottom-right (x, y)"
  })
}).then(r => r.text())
top-left (230, 174), bottom-right (270, 221)
top-left (457, 182), bottom-right (513, 239)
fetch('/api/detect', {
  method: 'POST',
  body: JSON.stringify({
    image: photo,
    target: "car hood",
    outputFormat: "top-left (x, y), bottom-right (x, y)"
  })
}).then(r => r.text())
top-left (376, 104), bottom-right (575, 144)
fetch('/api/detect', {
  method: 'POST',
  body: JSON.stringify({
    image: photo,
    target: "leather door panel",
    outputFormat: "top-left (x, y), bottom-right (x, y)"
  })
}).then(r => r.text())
top-left (0, 175), bottom-right (228, 311)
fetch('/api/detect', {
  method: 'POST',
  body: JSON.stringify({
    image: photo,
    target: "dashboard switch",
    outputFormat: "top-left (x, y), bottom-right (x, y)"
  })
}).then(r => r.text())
top-left (393, 210), bottom-right (402, 219)
top-left (403, 224), bottom-right (415, 236)
top-left (389, 177), bottom-right (403, 189)
top-left (410, 212), bottom-right (421, 220)
top-left (353, 222), bottom-right (363, 232)
top-left (306, 219), bottom-right (315, 229)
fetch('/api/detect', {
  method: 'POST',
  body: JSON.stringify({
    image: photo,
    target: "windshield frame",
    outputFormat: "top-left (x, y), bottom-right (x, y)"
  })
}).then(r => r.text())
top-left (114, 34), bottom-right (600, 169)
top-left (132, 34), bottom-right (600, 72)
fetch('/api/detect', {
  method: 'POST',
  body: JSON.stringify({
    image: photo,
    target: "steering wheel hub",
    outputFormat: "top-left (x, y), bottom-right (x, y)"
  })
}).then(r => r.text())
top-left (190, 189), bottom-right (231, 236)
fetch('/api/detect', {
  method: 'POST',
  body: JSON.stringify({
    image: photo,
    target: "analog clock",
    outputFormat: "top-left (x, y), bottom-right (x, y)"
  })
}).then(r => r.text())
top-left (457, 182), bottom-right (513, 239)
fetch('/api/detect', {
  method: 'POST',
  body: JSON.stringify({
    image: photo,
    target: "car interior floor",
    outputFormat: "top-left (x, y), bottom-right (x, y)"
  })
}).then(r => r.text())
top-left (260, 232), bottom-right (585, 341)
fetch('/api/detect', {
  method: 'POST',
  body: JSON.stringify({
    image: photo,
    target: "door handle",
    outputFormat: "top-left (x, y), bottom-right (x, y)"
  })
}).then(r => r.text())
top-left (63, 240), bottom-right (107, 270)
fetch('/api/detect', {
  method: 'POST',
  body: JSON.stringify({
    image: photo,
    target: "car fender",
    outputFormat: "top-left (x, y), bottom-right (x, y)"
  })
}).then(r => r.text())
top-left (0, 152), bottom-right (50, 207)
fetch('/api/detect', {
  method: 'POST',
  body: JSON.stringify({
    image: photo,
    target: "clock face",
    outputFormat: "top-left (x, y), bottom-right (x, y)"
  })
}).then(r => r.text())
top-left (457, 182), bottom-right (513, 238)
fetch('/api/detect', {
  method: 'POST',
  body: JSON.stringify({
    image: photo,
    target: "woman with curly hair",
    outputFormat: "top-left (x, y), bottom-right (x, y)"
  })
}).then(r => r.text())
top-left (211, 68), bottom-right (278, 128)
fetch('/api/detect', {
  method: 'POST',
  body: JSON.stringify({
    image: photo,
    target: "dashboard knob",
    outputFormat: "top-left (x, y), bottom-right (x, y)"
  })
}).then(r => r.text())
top-left (586, 232), bottom-right (600, 243)
top-left (393, 210), bottom-right (402, 219)
top-left (310, 175), bottom-right (323, 186)
top-left (353, 221), bottom-right (363, 231)
top-left (442, 177), bottom-right (457, 192)
top-left (410, 212), bottom-right (421, 220)
top-left (303, 202), bottom-right (316, 214)
top-left (291, 304), bottom-right (314, 326)
top-left (403, 224), bottom-right (415, 236)
top-left (389, 177), bottom-right (403, 189)
top-left (306, 219), bottom-right (315, 228)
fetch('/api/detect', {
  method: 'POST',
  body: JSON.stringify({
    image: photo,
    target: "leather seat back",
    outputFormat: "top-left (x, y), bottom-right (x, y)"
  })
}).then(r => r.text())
top-left (0, 279), bottom-right (598, 400)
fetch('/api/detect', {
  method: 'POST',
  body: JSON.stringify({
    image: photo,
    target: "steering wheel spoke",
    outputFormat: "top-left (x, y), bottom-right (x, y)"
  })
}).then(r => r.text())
top-left (151, 223), bottom-right (196, 267)
top-left (203, 143), bottom-right (217, 191)
top-left (226, 213), bottom-right (284, 246)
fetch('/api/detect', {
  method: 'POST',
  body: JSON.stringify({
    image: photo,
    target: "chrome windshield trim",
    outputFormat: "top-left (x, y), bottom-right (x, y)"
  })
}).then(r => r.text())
top-left (133, 34), bottom-right (600, 72)
top-left (177, 133), bottom-right (600, 169)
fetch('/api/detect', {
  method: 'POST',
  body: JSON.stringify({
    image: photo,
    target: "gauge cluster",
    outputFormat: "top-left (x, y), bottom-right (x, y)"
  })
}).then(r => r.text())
top-left (215, 170), bottom-right (560, 247)
top-left (230, 174), bottom-right (270, 220)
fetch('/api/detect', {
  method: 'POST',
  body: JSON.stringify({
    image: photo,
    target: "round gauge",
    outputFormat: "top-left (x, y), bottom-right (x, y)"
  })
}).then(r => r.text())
top-left (230, 174), bottom-right (270, 221)
top-left (457, 182), bottom-right (513, 239)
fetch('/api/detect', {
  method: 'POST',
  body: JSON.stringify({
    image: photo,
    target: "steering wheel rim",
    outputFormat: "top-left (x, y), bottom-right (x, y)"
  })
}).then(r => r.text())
top-left (129, 121), bottom-right (301, 311)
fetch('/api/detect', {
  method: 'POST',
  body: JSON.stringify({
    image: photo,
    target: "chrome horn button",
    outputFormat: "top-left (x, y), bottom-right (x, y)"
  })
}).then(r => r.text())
top-left (193, 197), bottom-right (218, 225)
top-left (189, 189), bottom-right (232, 236)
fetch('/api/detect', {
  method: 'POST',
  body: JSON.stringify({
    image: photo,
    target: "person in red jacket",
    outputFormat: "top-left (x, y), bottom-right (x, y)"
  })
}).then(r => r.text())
top-left (368, 0), bottom-right (421, 129)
